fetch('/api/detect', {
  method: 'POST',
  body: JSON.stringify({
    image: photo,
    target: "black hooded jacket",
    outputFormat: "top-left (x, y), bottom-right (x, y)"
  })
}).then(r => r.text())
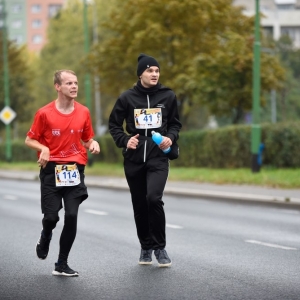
top-left (109, 81), bottom-right (182, 163)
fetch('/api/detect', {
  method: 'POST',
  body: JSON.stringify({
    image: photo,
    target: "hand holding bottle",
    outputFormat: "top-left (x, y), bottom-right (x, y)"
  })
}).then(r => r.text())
top-left (151, 131), bottom-right (171, 154)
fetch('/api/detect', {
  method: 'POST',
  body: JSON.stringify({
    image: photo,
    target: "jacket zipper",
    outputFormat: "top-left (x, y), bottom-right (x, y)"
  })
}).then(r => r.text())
top-left (143, 95), bottom-right (150, 162)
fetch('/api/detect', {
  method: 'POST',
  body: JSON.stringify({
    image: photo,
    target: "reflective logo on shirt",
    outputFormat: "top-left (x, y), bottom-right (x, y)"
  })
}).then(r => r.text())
top-left (52, 129), bottom-right (60, 136)
top-left (156, 104), bottom-right (165, 108)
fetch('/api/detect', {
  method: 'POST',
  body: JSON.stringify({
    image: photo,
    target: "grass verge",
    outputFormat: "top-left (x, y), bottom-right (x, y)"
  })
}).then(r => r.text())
top-left (0, 162), bottom-right (299, 189)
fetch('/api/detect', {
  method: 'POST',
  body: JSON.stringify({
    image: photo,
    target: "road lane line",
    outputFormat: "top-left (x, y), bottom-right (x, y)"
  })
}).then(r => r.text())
top-left (84, 209), bottom-right (108, 216)
top-left (166, 223), bottom-right (183, 229)
top-left (3, 195), bottom-right (17, 201)
top-left (280, 210), bottom-right (300, 215)
top-left (245, 239), bottom-right (297, 250)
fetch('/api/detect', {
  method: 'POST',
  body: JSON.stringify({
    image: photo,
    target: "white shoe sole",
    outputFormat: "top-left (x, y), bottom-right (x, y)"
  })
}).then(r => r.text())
top-left (138, 261), bottom-right (152, 265)
top-left (158, 261), bottom-right (172, 267)
top-left (52, 270), bottom-right (79, 277)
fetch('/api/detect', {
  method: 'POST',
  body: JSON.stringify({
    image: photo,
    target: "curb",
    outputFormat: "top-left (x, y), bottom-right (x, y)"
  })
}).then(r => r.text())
top-left (162, 188), bottom-right (300, 205)
top-left (1, 170), bottom-right (300, 206)
top-left (85, 178), bottom-right (300, 205)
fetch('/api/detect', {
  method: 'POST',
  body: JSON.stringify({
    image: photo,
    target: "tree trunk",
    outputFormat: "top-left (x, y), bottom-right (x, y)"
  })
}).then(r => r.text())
top-left (232, 102), bottom-right (244, 124)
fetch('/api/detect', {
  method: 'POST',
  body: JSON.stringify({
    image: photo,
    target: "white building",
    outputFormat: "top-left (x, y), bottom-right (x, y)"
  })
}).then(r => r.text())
top-left (233, 0), bottom-right (300, 47)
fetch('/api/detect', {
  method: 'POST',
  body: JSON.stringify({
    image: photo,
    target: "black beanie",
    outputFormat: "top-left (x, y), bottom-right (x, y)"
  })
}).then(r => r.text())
top-left (136, 53), bottom-right (160, 77)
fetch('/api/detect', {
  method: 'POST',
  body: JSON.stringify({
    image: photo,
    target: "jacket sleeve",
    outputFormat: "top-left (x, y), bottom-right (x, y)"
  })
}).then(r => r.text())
top-left (108, 96), bottom-right (130, 148)
top-left (166, 94), bottom-right (182, 143)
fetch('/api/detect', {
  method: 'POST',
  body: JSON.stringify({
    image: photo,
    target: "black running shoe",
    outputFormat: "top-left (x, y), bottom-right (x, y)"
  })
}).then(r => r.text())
top-left (52, 262), bottom-right (79, 277)
top-left (154, 249), bottom-right (172, 267)
top-left (138, 249), bottom-right (153, 265)
top-left (36, 231), bottom-right (52, 260)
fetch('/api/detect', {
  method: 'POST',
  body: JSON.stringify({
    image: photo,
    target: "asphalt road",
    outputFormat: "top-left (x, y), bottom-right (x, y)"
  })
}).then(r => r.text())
top-left (1, 179), bottom-right (300, 300)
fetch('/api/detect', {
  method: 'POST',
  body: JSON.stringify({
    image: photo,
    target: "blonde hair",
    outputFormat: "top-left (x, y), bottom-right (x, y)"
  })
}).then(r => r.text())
top-left (53, 69), bottom-right (76, 85)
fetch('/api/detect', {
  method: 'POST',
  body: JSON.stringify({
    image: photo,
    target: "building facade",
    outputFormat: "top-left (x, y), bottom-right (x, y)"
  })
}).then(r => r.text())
top-left (3, 0), bottom-right (27, 45)
top-left (26, 0), bottom-right (66, 52)
top-left (233, 0), bottom-right (300, 47)
top-left (0, 0), bottom-right (66, 53)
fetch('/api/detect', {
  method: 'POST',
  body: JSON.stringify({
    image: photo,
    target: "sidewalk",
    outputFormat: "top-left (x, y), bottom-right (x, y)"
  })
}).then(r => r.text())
top-left (1, 169), bottom-right (300, 206)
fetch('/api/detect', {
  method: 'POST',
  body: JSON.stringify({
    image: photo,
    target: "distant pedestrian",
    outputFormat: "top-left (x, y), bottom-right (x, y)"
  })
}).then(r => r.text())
top-left (25, 69), bottom-right (100, 276)
top-left (109, 54), bottom-right (182, 267)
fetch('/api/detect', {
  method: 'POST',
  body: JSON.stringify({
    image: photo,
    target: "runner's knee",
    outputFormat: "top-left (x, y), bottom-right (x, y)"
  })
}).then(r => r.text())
top-left (65, 211), bottom-right (78, 223)
top-left (147, 192), bottom-right (164, 207)
top-left (43, 213), bottom-right (60, 227)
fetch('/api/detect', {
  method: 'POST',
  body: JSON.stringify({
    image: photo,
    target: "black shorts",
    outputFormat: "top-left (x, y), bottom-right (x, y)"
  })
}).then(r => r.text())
top-left (39, 162), bottom-right (88, 214)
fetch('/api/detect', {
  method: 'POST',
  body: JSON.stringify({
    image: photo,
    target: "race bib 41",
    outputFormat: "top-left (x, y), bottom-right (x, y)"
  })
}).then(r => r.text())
top-left (134, 108), bottom-right (162, 129)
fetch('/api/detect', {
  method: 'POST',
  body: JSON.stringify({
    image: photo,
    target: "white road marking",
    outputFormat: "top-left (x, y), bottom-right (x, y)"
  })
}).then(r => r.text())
top-left (3, 195), bottom-right (17, 201)
top-left (166, 223), bottom-right (183, 229)
top-left (280, 210), bottom-right (300, 215)
top-left (84, 209), bottom-right (108, 216)
top-left (245, 240), bottom-right (297, 251)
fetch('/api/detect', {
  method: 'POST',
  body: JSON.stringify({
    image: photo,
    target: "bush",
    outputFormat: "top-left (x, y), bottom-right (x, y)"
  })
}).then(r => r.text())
top-left (3, 121), bottom-right (300, 168)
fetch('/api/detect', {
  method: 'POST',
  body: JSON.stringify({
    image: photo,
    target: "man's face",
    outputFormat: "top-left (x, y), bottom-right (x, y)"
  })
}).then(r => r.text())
top-left (55, 72), bottom-right (78, 99)
top-left (140, 66), bottom-right (160, 88)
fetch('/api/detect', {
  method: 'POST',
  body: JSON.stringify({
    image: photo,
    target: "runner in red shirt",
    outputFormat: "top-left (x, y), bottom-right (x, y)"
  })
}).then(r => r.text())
top-left (25, 69), bottom-right (100, 277)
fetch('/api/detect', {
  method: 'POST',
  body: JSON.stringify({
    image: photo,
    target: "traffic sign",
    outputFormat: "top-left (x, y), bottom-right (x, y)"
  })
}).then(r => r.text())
top-left (0, 106), bottom-right (17, 125)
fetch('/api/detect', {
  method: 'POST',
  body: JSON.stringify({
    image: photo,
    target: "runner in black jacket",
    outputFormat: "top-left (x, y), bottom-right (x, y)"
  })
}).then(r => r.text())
top-left (109, 53), bottom-right (182, 267)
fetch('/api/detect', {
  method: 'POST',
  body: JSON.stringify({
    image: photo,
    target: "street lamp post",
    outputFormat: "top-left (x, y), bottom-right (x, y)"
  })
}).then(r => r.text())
top-left (83, 0), bottom-right (92, 112)
top-left (251, 0), bottom-right (261, 172)
top-left (1, 0), bottom-right (12, 162)
top-left (92, 3), bottom-right (103, 136)
top-left (83, 0), bottom-right (93, 166)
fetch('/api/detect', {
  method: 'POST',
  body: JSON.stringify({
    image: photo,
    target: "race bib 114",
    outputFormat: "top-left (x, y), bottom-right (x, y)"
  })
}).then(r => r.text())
top-left (55, 164), bottom-right (81, 187)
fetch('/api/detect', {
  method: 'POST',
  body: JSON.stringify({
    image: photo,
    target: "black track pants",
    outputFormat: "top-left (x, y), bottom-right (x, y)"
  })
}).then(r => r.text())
top-left (124, 157), bottom-right (169, 250)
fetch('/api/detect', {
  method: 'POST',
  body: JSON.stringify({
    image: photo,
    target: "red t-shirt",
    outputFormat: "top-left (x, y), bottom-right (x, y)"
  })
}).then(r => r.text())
top-left (27, 101), bottom-right (94, 165)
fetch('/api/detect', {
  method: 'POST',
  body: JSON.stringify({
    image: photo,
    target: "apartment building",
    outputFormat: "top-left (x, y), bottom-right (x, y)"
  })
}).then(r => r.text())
top-left (1, 0), bottom-right (27, 45)
top-left (26, 0), bottom-right (66, 52)
top-left (0, 0), bottom-right (66, 53)
top-left (233, 0), bottom-right (300, 47)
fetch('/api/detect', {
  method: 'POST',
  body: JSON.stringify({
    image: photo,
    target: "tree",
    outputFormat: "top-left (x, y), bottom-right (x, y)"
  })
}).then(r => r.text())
top-left (272, 35), bottom-right (300, 122)
top-left (276, 35), bottom-right (300, 79)
top-left (32, 0), bottom-right (87, 108)
top-left (31, 0), bottom-right (118, 130)
top-left (89, 0), bottom-right (285, 127)
top-left (0, 33), bottom-right (36, 139)
top-left (189, 31), bottom-right (285, 124)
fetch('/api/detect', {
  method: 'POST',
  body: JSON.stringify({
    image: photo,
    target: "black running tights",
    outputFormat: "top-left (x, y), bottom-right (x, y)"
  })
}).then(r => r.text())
top-left (42, 197), bottom-right (81, 262)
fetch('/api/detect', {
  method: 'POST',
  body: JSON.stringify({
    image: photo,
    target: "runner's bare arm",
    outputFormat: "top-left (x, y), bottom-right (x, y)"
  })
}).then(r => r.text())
top-left (82, 139), bottom-right (100, 154)
top-left (25, 136), bottom-right (50, 168)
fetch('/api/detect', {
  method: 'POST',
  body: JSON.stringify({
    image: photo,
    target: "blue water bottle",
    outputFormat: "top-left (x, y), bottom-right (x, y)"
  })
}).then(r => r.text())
top-left (151, 131), bottom-right (171, 154)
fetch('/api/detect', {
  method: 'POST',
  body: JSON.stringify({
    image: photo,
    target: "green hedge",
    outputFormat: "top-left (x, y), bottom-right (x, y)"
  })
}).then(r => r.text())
top-left (0, 140), bottom-right (37, 162)
top-left (171, 125), bottom-right (252, 168)
top-left (2, 121), bottom-right (300, 168)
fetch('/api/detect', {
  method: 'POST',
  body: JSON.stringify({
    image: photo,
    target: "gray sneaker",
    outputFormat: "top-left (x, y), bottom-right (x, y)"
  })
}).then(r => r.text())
top-left (138, 249), bottom-right (153, 265)
top-left (154, 249), bottom-right (172, 267)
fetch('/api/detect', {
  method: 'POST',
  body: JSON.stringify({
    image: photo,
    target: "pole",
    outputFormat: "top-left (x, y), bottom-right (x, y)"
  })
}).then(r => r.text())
top-left (83, 0), bottom-right (93, 165)
top-left (2, 0), bottom-right (12, 162)
top-left (93, 3), bottom-right (102, 136)
top-left (83, 0), bottom-right (92, 112)
top-left (251, 0), bottom-right (261, 172)
top-left (271, 89), bottom-right (277, 123)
